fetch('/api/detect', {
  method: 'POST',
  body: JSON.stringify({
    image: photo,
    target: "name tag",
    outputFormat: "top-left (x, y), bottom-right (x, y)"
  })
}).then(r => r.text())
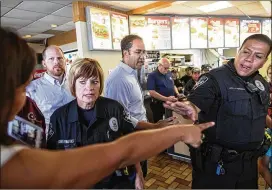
top-left (58, 139), bottom-right (75, 144)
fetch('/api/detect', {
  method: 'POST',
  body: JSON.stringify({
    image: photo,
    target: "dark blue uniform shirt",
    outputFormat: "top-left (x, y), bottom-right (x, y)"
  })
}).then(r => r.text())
top-left (147, 69), bottom-right (175, 97)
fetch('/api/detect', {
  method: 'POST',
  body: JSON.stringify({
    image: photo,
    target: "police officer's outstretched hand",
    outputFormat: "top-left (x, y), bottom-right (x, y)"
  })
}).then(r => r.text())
top-left (180, 122), bottom-right (215, 148)
top-left (163, 101), bottom-right (198, 121)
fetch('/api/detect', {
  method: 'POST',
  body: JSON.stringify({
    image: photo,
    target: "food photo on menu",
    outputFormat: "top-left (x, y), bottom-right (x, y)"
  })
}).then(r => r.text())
top-left (208, 18), bottom-right (224, 48)
top-left (171, 17), bottom-right (190, 49)
top-left (240, 20), bottom-right (261, 45)
top-left (190, 18), bottom-right (208, 48)
top-left (111, 13), bottom-right (129, 50)
top-left (88, 7), bottom-right (112, 49)
top-left (224, 19), bottom-right (239, 47)
top-left (92, 21), bottom-right (109, 39)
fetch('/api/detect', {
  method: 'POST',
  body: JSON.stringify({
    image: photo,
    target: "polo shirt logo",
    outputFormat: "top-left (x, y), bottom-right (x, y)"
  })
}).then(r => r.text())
top-left (109, 117), bottom-right (118, 132)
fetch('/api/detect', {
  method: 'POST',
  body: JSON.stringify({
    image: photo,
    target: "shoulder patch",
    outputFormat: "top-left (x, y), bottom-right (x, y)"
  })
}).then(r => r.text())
top-left (109, 117), bottom-right (118, 132)
top-left (193, 76), bottom-right (209, 90)
top-left (254, 80), bottom-right (265, 91)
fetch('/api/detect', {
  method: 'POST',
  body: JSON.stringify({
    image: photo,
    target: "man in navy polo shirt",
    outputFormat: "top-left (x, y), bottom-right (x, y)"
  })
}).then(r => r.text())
top-left (147, 58), bottom-right (178, 122)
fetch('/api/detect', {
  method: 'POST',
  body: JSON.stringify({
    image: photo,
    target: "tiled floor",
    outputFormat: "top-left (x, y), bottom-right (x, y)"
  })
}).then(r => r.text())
top-left (144, 153), bottom-right (267, 189)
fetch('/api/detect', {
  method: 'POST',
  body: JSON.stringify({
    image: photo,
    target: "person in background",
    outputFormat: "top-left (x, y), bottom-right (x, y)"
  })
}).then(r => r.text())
top-left (47, 58), bottom-right (144, 189)
top-left (0, 27), bottom-right (214, 189)
top-left (164, 34), bottom-right (272, 189)
top-left (184, 67), bottom-right (201, 96)
top-left (171, 69), bottom-right (183, 93)
top-left (147, 58), bottom-right (179, 123)
top-left (26, 45), bottom-right (74, 138)
top-left (180, 66), bottom-right (193, 86)
top-left (104, 35), bottom-right (175, 177)
top-left (201, 64), bottom-right (212, 74)
top-left (258, 127), bottom-right (271, 189)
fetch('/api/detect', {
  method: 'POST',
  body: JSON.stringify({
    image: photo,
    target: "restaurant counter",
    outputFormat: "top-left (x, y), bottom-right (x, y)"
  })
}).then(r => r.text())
top-left (167, 112), bottom-right (193, 163)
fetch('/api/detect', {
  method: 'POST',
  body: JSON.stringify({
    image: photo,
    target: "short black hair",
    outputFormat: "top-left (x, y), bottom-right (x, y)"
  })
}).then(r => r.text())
top-left (121, 34), bottom-right (143, 58)
top-left (240, 34), bottom-right (272, 58)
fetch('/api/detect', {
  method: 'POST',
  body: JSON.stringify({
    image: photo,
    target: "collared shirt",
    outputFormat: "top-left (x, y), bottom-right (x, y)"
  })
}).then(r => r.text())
top-left (26, 73), bottom-right (75, 129)
top-left (104, 62), bottom-right (147, 121)
top-left (147, 69), bottom-right (175, 97)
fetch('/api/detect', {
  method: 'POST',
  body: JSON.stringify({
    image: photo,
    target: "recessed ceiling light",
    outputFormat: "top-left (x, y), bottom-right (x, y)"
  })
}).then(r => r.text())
top-left (197, 1), bottom-right (233, 13)
top-left (51, 24), bottom-right (58, 28)
top-left (23, 35), bottom-right (32, 38)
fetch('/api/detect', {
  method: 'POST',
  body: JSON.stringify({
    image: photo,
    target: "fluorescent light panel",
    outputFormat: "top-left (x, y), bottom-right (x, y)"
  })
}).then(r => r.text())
top-left (197, 1), bottom-right (233, 13)
top-left (171, 1), bottom-right (187, 5)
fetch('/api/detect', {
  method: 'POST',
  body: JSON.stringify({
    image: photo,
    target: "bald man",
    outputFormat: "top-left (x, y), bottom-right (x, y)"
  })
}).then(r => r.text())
top-left (147, 58), bottom-right (179, 122)
top-left (26, 45), bottom-right (74, 138)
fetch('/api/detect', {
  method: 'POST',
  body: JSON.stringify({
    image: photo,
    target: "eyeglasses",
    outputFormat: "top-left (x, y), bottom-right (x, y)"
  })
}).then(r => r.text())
top-left (130, 50), bottom-right (147, 58)
top-left (159, 64), bottom-right (169, 70)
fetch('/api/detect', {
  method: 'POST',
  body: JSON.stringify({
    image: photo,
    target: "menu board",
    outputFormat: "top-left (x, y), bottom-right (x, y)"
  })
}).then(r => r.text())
top-left (129, 16), bottom-right (171, 50)
top-left (208, 18), bottom-right (224, 48)
top-left (111, 13), bottom-right (129, 50)
top-left (262, 19), bottom-right (271, 39)
top-left (240, 20), bottom-right (261, 45)
top-left (171, 17), bottom-right (190, 49)
top-left (146, 16), bottom-right (171, 50)
top-left (224, 19), bottom-right (240, 47)
top-left (88, 7), bottom-right (112, 49)
top-left (129, 16), bottom-right (148, 43)
top-left (190, 18), bottom-right (208, 48)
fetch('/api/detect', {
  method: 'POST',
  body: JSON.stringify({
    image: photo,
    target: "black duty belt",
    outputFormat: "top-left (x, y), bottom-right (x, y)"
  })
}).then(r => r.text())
top-left (202, 143), bottom-right (260, 163)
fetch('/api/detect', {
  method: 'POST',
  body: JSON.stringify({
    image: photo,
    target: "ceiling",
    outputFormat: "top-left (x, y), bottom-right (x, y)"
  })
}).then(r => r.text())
top-left (0, 0), bottom-right (271, 43)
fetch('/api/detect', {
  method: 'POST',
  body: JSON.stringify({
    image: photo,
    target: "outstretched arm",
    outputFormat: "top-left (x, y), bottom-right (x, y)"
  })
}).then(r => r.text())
top-left (1, 122), bottom-right (214, 189)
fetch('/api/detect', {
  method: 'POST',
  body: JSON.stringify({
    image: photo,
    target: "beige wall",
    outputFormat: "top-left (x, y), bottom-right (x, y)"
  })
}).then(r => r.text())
top-left (59, 42), bottom-right (122, 81)
top-left (85, 51), bottom-right (122, 80)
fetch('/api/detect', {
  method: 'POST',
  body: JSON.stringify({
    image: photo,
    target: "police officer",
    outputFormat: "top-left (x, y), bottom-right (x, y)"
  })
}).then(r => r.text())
top-left (47, 58), bottom-right (143, 189)
top-left (164, 34), bottom-right (272, 189)
top-left (147, 58), bottom-right (178, 122)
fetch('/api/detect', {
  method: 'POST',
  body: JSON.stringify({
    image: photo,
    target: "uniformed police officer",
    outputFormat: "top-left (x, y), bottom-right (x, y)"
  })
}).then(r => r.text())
top-left (47, 58), bottom-right (144, 189)
top-left (164, 34), bottom-right (272, 189)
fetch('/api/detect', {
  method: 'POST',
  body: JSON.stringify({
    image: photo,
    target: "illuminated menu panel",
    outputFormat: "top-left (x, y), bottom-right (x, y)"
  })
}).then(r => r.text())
top-left (171, 17), bottom-right (190, 49)
top-left (240, 19), bottom-right (261, 45)
top-left (224, 18), bottom-right (240, 47)
top-left (208, 18), bottom-right (224, 48)
top-left (111, 13), bottom-right (129, 50)
top-left (129, 16), bottom-right (148, 44)
top-left (262, 19), bottom-right (271, 39)
top-left (129, 16), bottom-right (171, 50)
top-left (190, 17), bottom-right (208, 48)
top-left (88, 7), bottom-right (112, 49)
